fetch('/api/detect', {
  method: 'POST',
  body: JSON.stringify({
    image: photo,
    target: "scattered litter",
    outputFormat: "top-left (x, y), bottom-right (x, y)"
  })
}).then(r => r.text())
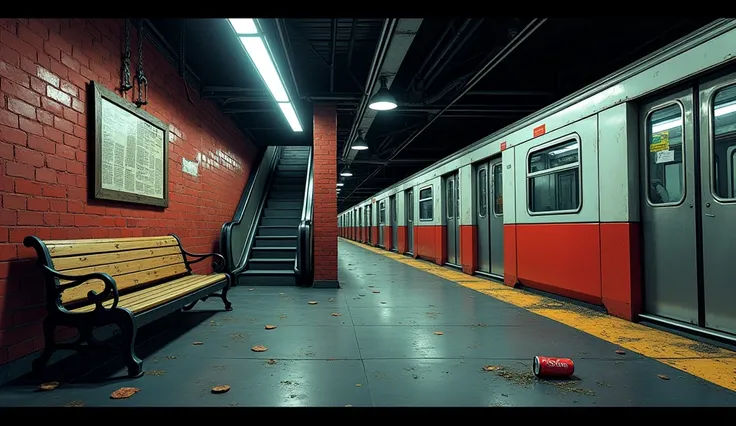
top-left (331, 312), bottom-right (342, 317)
top-left (533, 356), bottom-right (575, 378)
top-left (368, 285), bottom-right (374, 288)
top-left (345, 404), bottom-right (352, 407)
top-left (482, 365), bottom-right (502, 372)
top-left (38, 381), bottom-right (59, 391)
top-left (110, 387), bottom-right (139, 399)
top-left (372, 290), bottom-right (380, 293)
top-left (359, 294), bottom-right (366, 297)
top-left (65, 400), bottom-right (85, 407)
top-left (328, 357), bottom-right (336, 361)
top-left (328, 297), bottom-right (336, 302)
top-left (433, 331), bottom-right (444, 335)
top-left (248, 288), bottom-right (255, 291)
top-left (380, 301), bottom-right (386, 304)
top-left (146, 370), bottom-right (166, 376)
top-left (211, 385), bottom-right (231, 394)
top-left (657, 374), bottom-right (670, 380)
top-left (308, 301), bottom-right (318, 305)
top-left (266, 359), bottom-right (277, 365)
top-left (265, 325), bottom-right (278, 330)
top-left (251, 345), bottom-right (268, 352)
top-left (193, 341), bottom-right (204, 346)
top-left (615, 350), bottom-right (626, 355)
top-left (355, 383), bottom-right (362, 387)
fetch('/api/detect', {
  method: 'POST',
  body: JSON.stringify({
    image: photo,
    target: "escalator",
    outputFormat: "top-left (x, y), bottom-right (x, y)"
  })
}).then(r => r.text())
top-left (220, 146), bottom-right (314, 287)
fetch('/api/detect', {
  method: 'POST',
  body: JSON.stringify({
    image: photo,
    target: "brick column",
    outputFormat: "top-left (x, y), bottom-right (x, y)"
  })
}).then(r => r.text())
top-left (312, 105), bottom-right (339, 288)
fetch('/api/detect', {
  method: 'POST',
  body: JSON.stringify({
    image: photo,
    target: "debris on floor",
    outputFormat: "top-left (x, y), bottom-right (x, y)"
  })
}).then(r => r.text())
top-left (193, 341), bottom-right (203, 346)
top-left (211, 385), bottom-right (231, 394)
top-left (308, 301), bottom-right (318, 305)
top-left (38, 381), bottom-right (59, 391)
top-left (266, 359), bottom-right (277, 365)
top-left (265, 324), bottom-right (278, 330)
top-left (658, 374), bottom-right (670, 380)
top-left (110, 387), bottom-right (139, 399)
top-left (251, 345), bottom-right (268, 352)
top-left (372, 290), bottom-right (380, 293)
top-left (355, 383), bottom-right (362, 387)
top-left (65, 400), bottom-right (85, 407)
top-left (248, 288), bottom-right (255, 291)
top-left (433, 331), bottom-right (444, 335)
top-left (482, 365), bottom-right (502, 372)
top-left (328, 297), bottom-right (336, 302)
top-left (331, 312), bottom-right (342, 316)
top-left (146, 370), bottom-right (166, 376)
top-left (615, 350), bottom-right (626, 355)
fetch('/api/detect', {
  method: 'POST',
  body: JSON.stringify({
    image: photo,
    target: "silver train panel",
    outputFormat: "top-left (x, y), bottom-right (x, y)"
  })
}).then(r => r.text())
top-left (475, 157), bottom-right (504, 276)
top-left (445, 173), bottom-right (460, 265)
top-left (390, 195), bottom-right (398, 251)
top-left (406, 189), bottom-right (414, 252)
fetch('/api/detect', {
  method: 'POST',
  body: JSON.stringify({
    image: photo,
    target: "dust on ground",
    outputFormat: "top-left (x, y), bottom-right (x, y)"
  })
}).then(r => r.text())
top-left (675, 341), bottom-right (723, 354)
top-left (527, 300), bottom-right (606, 318)
top-left (146, 370), bottom-right (166, 376)
top-left (492, 364), bottom-right (596, 396)
top-left (64, 400), bottom-right (85, 407)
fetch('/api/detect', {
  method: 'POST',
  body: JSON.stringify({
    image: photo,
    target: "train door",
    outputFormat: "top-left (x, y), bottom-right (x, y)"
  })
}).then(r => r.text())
top-left (406, 189), bottom-right (414, 253)
top-left (445, 173), bottom-right (460, 266)
top-left (640, 74), bottom-right (736, 336)
top-left (364, 207), bottom-right (369, 243)
top-left (390, 195), bottom-right (398, 251)
top-left (476, 158), bottom-right (505, 277)
top-left (378, 200), bottom-right (386, 247)
top-left (367, 205), bottom-right (372, 244)
top-left (358, 207), bottom-right (363, 242)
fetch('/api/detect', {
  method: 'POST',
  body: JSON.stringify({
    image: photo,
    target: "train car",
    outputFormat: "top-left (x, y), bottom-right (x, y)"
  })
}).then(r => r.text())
top-left (339, 19), bottom-right (736, 342)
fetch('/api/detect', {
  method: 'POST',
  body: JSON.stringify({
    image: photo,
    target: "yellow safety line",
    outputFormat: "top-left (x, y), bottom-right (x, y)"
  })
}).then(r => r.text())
top-left (340, 238), bottom-right (736, 392)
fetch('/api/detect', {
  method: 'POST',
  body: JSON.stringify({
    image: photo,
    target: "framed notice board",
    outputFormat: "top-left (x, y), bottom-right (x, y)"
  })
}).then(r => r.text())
top-left (90, 81), bottom-right (169, 207)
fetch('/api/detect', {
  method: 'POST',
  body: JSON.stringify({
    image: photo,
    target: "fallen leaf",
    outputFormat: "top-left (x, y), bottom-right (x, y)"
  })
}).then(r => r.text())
top-left (308, 301), bottom-right (318, 305)
top-left (193, 341), bottom-right (203, 346)
top-left (266, 359), bottom-right (277, 365)
top-left (327, 297), bottom-right (336, 302)
top-left (355, 383), bottom-right (362, 387)
top-left (482, 365), bottom-right (502, 372)
top-left (38, 381), bottom-right (59, 391)
top-left (265, 324), bottom-right (278, 330)
top-left (433, 331), bottom-right (444, 335)
top-left (211, 385), bottom-right (231, 394)
top-left (331, 312), bottom-right (342, 317)
top-left (372, 290), bottom-right (380, 294)
top-left (248, 288), bottom-right (255, 291)
top-left (328, 357), bottom-right (336, 361)
top-left (110, 387), bottom-right (139, 399)
top-left (345, 404), bottom-right (352, 407)
top-left (657, 374), bottom-right (670, 380)
top-left (615, 350), bottom-right (626, 355)
top-left (380, 301), bottom-right (386, 304)
top-left (368, 285), bottom-right (374, 288)
top-left (65, 400), bottom-right (85, 407)
top-left (251, 345), bottom-right (268, 352)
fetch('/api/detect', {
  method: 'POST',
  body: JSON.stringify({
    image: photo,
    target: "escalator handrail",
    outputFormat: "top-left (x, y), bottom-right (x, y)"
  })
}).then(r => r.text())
top-left (295, 148), bottom-right (314, 281)
top-left (220, 146), bottom-right (281, 274)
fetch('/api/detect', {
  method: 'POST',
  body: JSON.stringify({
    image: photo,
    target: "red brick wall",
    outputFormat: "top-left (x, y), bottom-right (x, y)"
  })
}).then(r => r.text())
top-left (0, 19), bottom-right (258, 365)
top-left (312, 105), bottom-right (337, 282)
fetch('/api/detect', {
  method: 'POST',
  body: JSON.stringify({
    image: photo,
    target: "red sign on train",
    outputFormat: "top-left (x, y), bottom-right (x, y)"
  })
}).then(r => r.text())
top-left (533, 124), bottom-right (546, 138)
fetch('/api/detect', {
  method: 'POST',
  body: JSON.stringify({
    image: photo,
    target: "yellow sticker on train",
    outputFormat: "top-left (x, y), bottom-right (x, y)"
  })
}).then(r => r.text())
top-left (650, 131), bottom-right (670, 152)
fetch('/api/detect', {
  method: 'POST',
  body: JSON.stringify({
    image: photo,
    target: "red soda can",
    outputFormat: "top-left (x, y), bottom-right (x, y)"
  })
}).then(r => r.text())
top-left (533, 356), bottom-right (575, 377)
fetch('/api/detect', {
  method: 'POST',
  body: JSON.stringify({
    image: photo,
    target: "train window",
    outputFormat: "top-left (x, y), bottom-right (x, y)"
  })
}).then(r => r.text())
top-left (407, 191), bottom-right (414, 222)
top-left (646, 104), bottom-right (684, 205)
top-left (493, 163), bottom-right (503, 215)
top-left (379, 201), bottom-right (386, 224)
top-left (446, 179), bottom-right (454, 218)
top-left (711, 84), bottom-right (736, 200)
top-left (419, 186), bottom-right (433, 221)
top-left (477, 168), bottom-right (487, 217)
top-left (527, 138), bottom-right (581, 213)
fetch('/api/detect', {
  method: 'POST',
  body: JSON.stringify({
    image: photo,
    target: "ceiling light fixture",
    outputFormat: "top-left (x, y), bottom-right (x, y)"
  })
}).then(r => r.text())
top-left (368, 76), bottom-right (397, 111)
top-left (340, 168), bottom-right (353, 177)
top-left (337, 182), bottom-right (344, 187)
top-left (351, 131), bottom-right (369, 151)
top-left (228, 18), bottom-right (302, 132)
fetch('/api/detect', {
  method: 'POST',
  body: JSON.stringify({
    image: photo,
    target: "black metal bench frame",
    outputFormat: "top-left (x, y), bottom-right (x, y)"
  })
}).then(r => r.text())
top-left (23, 233), bottom-right (233, 378)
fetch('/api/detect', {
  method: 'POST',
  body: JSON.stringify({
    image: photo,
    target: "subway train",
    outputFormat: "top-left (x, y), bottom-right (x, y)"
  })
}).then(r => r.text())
top-left (338, 19), bottom-right (736, 341)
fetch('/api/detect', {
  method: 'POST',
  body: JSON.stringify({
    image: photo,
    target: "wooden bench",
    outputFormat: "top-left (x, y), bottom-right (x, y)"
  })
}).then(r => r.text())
top-left (23, 234), bottom-right (232, 378)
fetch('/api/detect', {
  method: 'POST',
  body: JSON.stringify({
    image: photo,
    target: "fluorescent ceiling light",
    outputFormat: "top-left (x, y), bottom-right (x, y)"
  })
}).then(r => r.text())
top-left (240, 36), bottom-right (289, 102)
top-left (340, 169), bottom-right (353, 177)
top-left (652, 104), bottom-right (735, 133)
top-left (277, 102), bottom-right (303, 132)
top-left (228, 19), bottom-right (257, 35)
top-left (715, 102), bottom-right (736, 117)
top-left (548, 143), bottom-right (578, 156)
top-left (337, 182), bottom-right (344, 187)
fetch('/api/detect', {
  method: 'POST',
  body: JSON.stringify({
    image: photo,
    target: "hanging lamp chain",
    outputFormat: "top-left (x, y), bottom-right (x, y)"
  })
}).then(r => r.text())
top-left (121, 19), bottom-right (132, 92)
top-left (134, 20), bottom-right (148, 108)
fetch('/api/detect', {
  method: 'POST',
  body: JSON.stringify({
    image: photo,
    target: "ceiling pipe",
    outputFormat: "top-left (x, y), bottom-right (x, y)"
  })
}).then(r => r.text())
top-left (340, 18), bottom-right (547, 206)
top-left (330, 19), bottom-right (337, 92)
top-left (275, 19), bottom-right (303, 100)
top-left (406, 20), bottom-right (454, 94)
top-left (417, 19), bottom-right (471, 91)
top-left (422, 19), bottom-right (485, 93)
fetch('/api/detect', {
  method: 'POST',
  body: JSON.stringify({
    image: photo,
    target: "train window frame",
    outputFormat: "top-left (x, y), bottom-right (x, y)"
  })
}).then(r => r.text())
top-left (643, 101), bottom-right (686, 207)
top-left (418, 185), bottom-right (434, 221)
top-left (477, 167), bottom-right (488, 218)
top-left (525, 133), bottom-right (583, 216)
top-left (379, 200), bottom-right (386, 224)
top-left (446, 179), bottom-right (454, 219)
top-left (492, 162), bottom-right (504, 216)
top-left (407, 189), bottom-right (414, 223)
top-left (708, 81), bottom-right (736, 203)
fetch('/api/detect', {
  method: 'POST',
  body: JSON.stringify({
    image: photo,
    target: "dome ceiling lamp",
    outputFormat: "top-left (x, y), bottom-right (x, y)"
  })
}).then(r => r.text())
top-left (351, 130), bottom-right (369, 151)
top-left (368, 76), bottom-right (397, 111)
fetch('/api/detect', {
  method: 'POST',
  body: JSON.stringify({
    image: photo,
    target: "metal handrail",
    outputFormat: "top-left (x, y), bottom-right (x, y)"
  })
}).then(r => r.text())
top-left (220, 146), bottom-right (281, 275)
top-left (294, 148), bottom-right (314, 284)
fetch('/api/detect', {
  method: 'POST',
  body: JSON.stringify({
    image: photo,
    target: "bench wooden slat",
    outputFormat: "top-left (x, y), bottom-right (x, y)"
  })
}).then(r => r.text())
top-left (53, 246), bottom-right (183, 271)
top-left (60, 263), bottom-right (189, 305)
top-left (71, 274), bottom-right (227, 314)
top-left (45, 236), bottom-right (179, 257)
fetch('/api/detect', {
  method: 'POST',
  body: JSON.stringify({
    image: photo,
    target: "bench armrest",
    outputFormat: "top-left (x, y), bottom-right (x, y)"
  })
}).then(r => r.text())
top-left (179, 249), bottom-right (226, 273)
top-left (40, 265), bottom-right (120, 311)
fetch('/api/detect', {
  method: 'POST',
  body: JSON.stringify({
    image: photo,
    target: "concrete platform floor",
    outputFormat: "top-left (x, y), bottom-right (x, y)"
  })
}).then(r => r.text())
top-left (1, 239), bottom-right (735, 406)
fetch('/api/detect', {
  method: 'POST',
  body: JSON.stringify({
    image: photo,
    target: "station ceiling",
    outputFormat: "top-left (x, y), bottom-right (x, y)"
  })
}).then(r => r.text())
top-left (147, 17), bottom-right (716, 210)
